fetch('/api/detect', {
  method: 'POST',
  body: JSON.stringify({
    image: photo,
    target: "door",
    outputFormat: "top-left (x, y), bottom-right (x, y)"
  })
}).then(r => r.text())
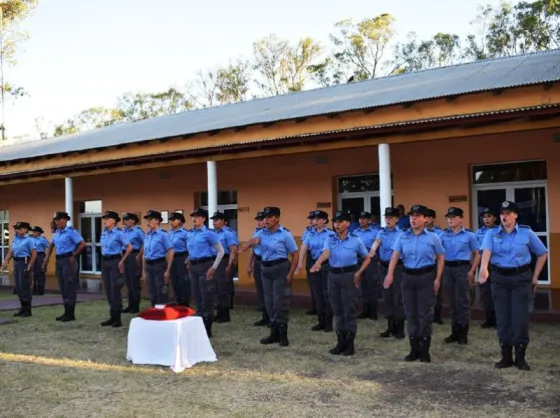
top-left (338, 194), bottom-right (394, 218)
top-left (473, 182), bottom-right (550, 284)
top-left (0, 211), bottom-right (9, 272)
top-left (79, 214), bottom-right (102, 274)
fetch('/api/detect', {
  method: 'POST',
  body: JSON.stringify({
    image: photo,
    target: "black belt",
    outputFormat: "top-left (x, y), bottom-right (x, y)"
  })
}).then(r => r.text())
top-left (37, 252), bottom-right (45, 255)
top-left (262, 258), bottom-right (288, 267)
top-left (174, 251), bottom-right (188, 257)
top-left (254, 255), bottom-right (262, 262)
top-left (445, 260), bottom-right (470, 267)
top-left (190, 257), bottom-right (215, 266)
top-left (380, 260), bottom-right (402, 267)
top-left (146, 257), bottom-right (166, 265)
top-left (492, 264), bottom-right (531, 276)
top-left (56, 252), bottom-right (72, 259)
top-left (13, 257), bottom-right (28, 262)
top-left (331, 265), bottom-right (357, 274)
top-left (403, 265), bottom-right (436, 275)
top-left (102, 254), bottom-right (121, 261)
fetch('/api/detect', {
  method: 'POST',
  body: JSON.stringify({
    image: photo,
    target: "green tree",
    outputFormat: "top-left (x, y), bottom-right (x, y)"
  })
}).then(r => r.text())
top-left (116, 88), bottom-right (192, 122)
top-left (53, 107), bottom-right (124, 137)
top-left (215, 58), bottom-right (253, 104)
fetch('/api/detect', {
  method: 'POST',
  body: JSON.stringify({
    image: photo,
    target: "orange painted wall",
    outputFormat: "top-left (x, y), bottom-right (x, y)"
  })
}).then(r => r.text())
top-left (1, 128), bottom-right (559, 287)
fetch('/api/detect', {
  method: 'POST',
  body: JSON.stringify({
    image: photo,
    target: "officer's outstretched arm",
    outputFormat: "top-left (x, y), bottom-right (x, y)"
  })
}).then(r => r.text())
top-left (295, 244), bottom-right (308, 272)
top-left (386, 251), bottom-right (400, 276)
top-left (310, 249), bottom-right (330, 272)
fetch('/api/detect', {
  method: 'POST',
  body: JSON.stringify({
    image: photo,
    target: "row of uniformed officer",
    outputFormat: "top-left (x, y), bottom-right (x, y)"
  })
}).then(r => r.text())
top-left (30, 226), bottom-right (49, 295)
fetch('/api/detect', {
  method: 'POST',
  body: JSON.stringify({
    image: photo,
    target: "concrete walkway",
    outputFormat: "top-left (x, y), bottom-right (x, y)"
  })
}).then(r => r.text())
top-left (0, 293), bottom-right (105, 312)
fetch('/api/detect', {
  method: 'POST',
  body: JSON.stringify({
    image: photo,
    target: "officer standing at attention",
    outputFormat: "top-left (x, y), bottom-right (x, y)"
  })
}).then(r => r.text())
top-left (438, 207), bottom-right (480, 345)
top-left (302, 211), bottom-right (317, 315)
top-left (168, 212), bottom-right (191, 307)
top-left (210, 211), bottom-right (238, 323)
top-left (476, 208), bottom-right (499, 328)
top-left (42, 212), bottom-right (86, 322)
top-left (247, 211), bottom-right (268, 326)
top-left (295, 210), bottom-right (335, 332)
top-left (187, 208), bottom-right (225, 338)
top-left (100, 211), bottom-right (133, 328)
top-left (239, 207), bottom-right (298, 347)
top-left (426, 209), bottom-right (444, 325)
top-left (223, 218), bottom-right (240, 309)
top-left (369, 207), bottom-right (405, 339)
top-left (384, 205), bottom-right (445, 363)
top-left (310, 211), bottom-right (370, 356)
top-left (30, 226), bottom-right (49, 296)
top-left (479, 201), bottom-right (547, 371)
top-left (121, 213), bottom-right (145, 314)
top-left (1, 222), bottom-right (37, 317)
top-left (353, 211), bottom-right (381, 320)
top-left (143, 210), bottom-right (174, 307)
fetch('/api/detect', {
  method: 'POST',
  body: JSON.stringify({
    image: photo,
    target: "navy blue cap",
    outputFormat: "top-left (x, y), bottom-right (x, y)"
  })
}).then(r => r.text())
top-left (169, 212), bottom-right (186, 223)
top-left (102, 211), bottom-right (121, 222)
top-left (123, 212), bottom-right (139, 221)
top-left (481, 207), bottom-right (497, 217)
top-left (384, 207), bottom-right (400, 217)
top-left (307, 210), bottom-right (315, 219)
top-left (358, 211), bottom-right (371, 219)
top-left (500, 201), bottom-right (519, 213)
top-left (333, 211), bottom-right (351, 222)
top-left (13, 221), bottom-right (31, 230)
top-left (408, 205), bottom-right (430, 216)
top-left (210, 211), bottom-right (226, 220)
top-left (53, 211), bottom-right (71, 220)
top-left (445, 207), bottom-right (464, 217)
top-left (190, 207), bottom-right (208, 218)
top-left (31, 226), bottom-right (44, 233)
top-left (254, 211), bottom-right (265, 220)
top-left (264, 207), bottom-right (281, 217)
top-left (312, 210), bottom-right (329, 219)
top-left (144, 210), bottom-right (163, 221)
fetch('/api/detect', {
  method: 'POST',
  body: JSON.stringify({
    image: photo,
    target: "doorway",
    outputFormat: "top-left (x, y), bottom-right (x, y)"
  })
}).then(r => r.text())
top-left (0, 210), bottom-right (9, 272)
top-left (337, 174), bottom-right (393, 219)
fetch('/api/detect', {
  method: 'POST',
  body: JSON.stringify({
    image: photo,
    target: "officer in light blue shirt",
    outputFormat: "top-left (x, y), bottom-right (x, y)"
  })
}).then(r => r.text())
top-left (247, 211), bottom-right (268, 326)
top-left (121, 212), bottom-right (145, 314)
top-left (143, 210), bottom-right (174, 307)
top-left (397, 205), bottom-right (411, 230)
top-left (296, 210), bottom-right (335, 332)
top-left (30, 226), bottom-right (49, 295)
top-left (369, 207), bottom-right (404, 339)
top-left (239, 206), bottom-right (298, 347)
top-left (43, 211), bottom-right (86, 322)
top-left (425, 208), bottom-right (444, 324)
top-left (385, 204), bottom-right (445, 363)
top-left (479, 200), bottom-right (547, 371)
top-left (210, 211), bottom-right (239, 323)
top-left (476, 207), bottom-right (499, 329)
top-left (100, 211), bottom-right (132, 328)
top-left (438, 207), bottom-right (480, 345)
top-left (187, 207), bottom-right (224, 338)
top-left (223, 219), bottom-right (240, 310)
top-left (302, 210), bottom-right (317, 315)
top-left (353, 211), bottom-right (381, 321)
top-left (1, 222), bottom-right (37, 317)
top-left (310, 210), bottom-right (370, 356)
top-left (167, 212), bottom-right (191, 307)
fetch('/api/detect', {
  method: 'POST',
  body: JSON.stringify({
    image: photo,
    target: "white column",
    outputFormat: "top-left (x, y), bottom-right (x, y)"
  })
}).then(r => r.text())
top-left (65, 177), bottom-right (73, 226)
top-left (207, 161), bottom-right (217, 229)
top-left (378, 143), bottom-right (392, 227)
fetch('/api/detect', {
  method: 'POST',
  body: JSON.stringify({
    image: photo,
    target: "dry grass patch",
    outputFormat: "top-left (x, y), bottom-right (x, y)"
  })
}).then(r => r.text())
top-left (0, 300), bottom-right (559, 417)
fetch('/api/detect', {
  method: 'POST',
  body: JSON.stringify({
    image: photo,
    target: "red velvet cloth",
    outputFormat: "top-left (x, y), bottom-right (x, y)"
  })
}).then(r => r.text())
top-left (138, 305), bottom-right (196, 321)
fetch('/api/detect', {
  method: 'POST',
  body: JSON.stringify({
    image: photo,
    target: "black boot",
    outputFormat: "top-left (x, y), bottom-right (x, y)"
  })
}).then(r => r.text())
top-left (61, 304), bottom-right (75, 322)
top-left (101, 310), bottom-right (115, 326)
top-left (323, 313), bottom-right (333, 332)
top-left (253, 311), bottom-right (270, 326)
top-left (112, 311), bottom-right (122, 328)
top-left (393, 318), bottom-right (405, 339)
top-left (379, 317), bottom-right (394, 338)
top-left (405, 337), bottom-right (419, 362)
top-left (56, 304), bottom-right (68, 321)
top-left (20, 301), bottom-right (32, 317)
top-left (203, 317), bottom-right (213, 338)
top-left (342, 332), bottom-right (355, 356)
top-left (458, 324), bottom-right (469, 345)
top-left (260, 322), bottom-right (280, 345)
top-left (130, 299), bottom-right (140, 314)
top-left (213, 306), bottom-right (223, 322)
top-left (37, 285), bottom-right (45, 296)
top-left (433, 305), bottom-right (444, 324)
top-left (358, 302), bottom-right (369, 319)
top-left (216, 308), bottom-right (231, 323)
top-left (514, 344), bottom-right (531, 371)
top-left (278, 323), bottom-right (289, 347)
top-left (444, 323), bottom-right (460, 344)
top-left (419, 337), bottom-right (432, 363)
top-left (122, 302), bottom-right (133, 313)
top-left (495, 343), bottom-right (514, 369)
top-left (329, 331), bottom-right (346, 355)
top-left (13, 302), bottom-right (25, 317)
top-left (369, 300), bottom-right (378, 320)
top-left (311, 314), bottom-right (325, 331)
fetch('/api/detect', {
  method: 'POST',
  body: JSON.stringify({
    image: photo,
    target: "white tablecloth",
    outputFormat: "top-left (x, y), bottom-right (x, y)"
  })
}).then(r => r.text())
top-left (126, 316), bottom-right (217, 373)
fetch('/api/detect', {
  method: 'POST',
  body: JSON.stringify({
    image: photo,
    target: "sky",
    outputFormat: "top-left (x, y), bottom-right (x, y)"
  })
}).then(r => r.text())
top-left (3, 0), bottom-right (512, 142)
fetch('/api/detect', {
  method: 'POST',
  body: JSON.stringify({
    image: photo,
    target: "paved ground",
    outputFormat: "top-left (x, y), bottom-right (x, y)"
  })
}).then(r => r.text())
top-left (0, 293), bottom-right (105, 311)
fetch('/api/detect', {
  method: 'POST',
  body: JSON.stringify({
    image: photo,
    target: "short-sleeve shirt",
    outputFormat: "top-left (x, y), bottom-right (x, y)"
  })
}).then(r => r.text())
top-left (143, 228), bottom-right (172, 260)
top-left (187, 226), bottom-right (220, 260)
top-left (12, 235), bottom-right (36, 257)
top-left (438, 228), bottom-right (479, 261)
top-left (392, 229), bottom-right (445, 269)
top-left (322, 233), bottom-right (368, 268)
top-left (53, 226), bottom-right (84, 255)
top-left (101, 227), bottom-right (129, 256)
top-left (255, 226), bottom-right (298, 262)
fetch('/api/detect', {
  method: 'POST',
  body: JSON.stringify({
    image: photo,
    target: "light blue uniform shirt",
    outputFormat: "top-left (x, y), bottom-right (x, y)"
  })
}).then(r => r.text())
top-left (224, 226), bottom-right (240, 245)
top-left (143, 228), bottom-right (172, 260)
top-left (255, 226), bottom-right (298, 262)
top-left (302, 226), bottom-right (314, 244)
top-left (53, 226), bottom-right (84, 255)
top-left (438, 228), bottom-right (479, 261)
top-left (322, 233), bottom-right (368, 268)
top-left (475, 225), bottom-right (498, 253)
top-left (213, 228), bottom-right (237, 256)
top-left (187, 226), bottom-right (219, 260)
top-left (168, 227), bottom-right (189, 253)
top-left (392, 229), bottom-right (445, 269)
top-left (398, 216), bottom-right (411, 229)
top-left (349, 221), bottom-right (360, 233)
top-left (353, 225), bottom-right (380, 251)
top-left (375, 227), bottom-right (402, 262)
top-left (33, 236), bottom-right (49, 252)
top-left (303, 227), bottom-right (335, 260)
top-left (252, 228), bottom-right (263, 257)
top-left (12, 235), bottom-right (36, 257)
top-left (124, 226), bottom-right (144, 251)
top-left (481, 224), bottom-right (547, 268)
top-left (427, 226), bottom-right (443, 234)
top-left (101, 227), bottom-right (129, 256)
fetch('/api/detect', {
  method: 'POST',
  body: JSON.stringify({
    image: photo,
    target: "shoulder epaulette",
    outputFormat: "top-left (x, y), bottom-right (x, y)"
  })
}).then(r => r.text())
top-left (67, 226), bottom-right (75, 231)
top-left (519, 225), bottom-right (531, 229)
top-left (283, 227), bottom-right (290, 232)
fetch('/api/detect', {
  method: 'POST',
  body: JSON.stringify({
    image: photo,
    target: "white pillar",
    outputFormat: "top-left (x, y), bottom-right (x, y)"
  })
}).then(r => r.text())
top-left (65, 177), bottom-right (73, 226)
top-left (378, 143), bottom-right (392, 227)
top-left (207, 161), bottom-right (217, 229)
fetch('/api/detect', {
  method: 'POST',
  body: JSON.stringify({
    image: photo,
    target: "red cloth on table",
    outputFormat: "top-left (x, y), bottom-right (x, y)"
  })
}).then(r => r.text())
top-left (137, 305), bottom-right (196, 321)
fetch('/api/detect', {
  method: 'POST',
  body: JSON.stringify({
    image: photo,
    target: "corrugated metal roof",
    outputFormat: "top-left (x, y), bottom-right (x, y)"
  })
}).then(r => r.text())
top-left (1, 49), bottom-right (560, 163)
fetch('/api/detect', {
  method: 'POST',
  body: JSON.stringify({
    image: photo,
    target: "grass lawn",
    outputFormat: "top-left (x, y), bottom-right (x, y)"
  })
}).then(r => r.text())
top-left (0, 299), bottom-right (559, 418)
